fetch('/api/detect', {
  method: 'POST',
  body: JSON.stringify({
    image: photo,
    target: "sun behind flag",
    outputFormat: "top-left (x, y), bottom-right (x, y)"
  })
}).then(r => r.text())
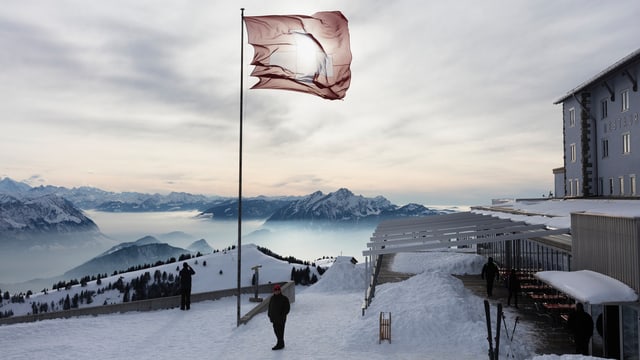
top-left (244, 11), bottom-right (352, 100)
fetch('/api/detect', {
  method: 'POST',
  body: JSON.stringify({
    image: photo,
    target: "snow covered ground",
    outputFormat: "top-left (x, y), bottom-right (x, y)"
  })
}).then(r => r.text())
top-left (1, 246), bottom-right (601, 359)
top-left (4, 198), bottom-right (631, 359)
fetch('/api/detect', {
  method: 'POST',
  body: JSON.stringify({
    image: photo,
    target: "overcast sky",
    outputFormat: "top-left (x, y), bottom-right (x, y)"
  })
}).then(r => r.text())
top-left (2, 0), bottom-right (639, 206)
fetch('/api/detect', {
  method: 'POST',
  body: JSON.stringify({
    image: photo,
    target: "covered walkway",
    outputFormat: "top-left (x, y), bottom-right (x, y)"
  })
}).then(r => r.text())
top-left (363, 212), bottom-right (569, 257)
top-left (362, 212), bottom-right (571, 312)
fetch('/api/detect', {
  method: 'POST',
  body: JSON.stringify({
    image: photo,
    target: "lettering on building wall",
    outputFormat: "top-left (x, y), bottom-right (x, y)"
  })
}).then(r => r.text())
top-left (603, 112), bottom-right (640, 133)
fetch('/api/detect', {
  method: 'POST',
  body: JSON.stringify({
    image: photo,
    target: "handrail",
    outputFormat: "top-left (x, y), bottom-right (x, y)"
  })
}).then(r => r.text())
top-left (362, 254), bottom-right (383, 315)
top-left (0, 282), bottom-right (295, 326)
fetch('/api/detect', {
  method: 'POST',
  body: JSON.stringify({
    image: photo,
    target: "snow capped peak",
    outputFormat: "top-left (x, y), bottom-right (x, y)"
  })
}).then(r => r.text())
top-left (0, 192), bottom-right (98, 233)
top-left (0, 177), bottom-right (31, 195)
top-left (267, 188), bottom-right (443, 224)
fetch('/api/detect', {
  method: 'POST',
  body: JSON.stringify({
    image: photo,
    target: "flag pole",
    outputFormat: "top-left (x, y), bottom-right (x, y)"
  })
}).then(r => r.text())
top-left (237, 7), bottom-right (245, 327)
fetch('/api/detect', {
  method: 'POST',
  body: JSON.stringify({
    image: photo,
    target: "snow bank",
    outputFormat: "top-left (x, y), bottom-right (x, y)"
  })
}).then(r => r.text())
top-left (303, 256), bottom-right (366, 293)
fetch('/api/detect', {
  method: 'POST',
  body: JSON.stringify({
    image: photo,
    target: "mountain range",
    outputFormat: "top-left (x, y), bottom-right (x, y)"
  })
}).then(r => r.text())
top-left (0, 177), bottom-right (451, 289)
top-left (0, 177), bottom-right (450, 227)
top-left (0, 191), bottom-right (106, 249)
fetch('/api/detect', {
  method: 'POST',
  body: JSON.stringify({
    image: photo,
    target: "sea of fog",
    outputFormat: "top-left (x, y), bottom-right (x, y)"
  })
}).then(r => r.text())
top-left (86, 210), bottom-right (374, 265)
top-left (0, 211), bottom-right (376, 292)
top-left (2, 208), bottom-right (469, 292)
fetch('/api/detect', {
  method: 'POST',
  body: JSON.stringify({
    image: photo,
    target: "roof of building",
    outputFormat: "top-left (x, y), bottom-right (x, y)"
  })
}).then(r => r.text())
top-left (553, 47), bottom-right (640, 104)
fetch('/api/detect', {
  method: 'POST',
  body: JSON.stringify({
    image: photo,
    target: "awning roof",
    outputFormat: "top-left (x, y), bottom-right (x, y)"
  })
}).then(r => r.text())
top-left (535, 270), bottom-right (638, 304)
top-left (363, 212), bottom-right (570, 256)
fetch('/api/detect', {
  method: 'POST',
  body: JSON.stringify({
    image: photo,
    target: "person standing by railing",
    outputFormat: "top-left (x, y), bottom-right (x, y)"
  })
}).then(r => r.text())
top-left (179, 262), bottom-right (195, 310)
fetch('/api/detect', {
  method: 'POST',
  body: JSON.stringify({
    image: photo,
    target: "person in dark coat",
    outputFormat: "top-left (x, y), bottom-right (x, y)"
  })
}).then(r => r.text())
top-left (506, 268), bottom-right (521, 308)
top-left (268, 284), bottom-right (290, 350)
top-left (567, 302), bottom-right (594, 355)
top-left (481, 257), bottom-right (500, 297)
top-left (179, 262), bottom-right (195, 310)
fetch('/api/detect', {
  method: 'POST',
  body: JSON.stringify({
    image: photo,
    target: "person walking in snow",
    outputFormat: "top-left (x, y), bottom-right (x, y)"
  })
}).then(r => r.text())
top-left (481, 257), bottom-right (500, 297)
top-left (506, 268), bottom-right (521, 308)
top-left (268, 284), bottom-right (290, 350)
top-left (179, 262), bottom-right (195, 310)
top-left (568, 302), bottom-right (594, 355)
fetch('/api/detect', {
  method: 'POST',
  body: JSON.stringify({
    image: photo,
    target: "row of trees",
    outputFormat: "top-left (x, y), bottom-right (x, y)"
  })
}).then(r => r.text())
top-left (2, 290), bottom-right (33, 304)
top-left (257, 245), bottom-right (325, 267)
top-left (15, 268), bottom-right (187, 318)
top-left (42, 252), bottom-right (207, 297)
top-left (2, 244), bottom-right (329, 319)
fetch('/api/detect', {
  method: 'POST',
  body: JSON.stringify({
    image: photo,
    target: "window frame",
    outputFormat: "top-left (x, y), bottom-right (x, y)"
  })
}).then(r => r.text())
top-left (569, 108), bottom-right (576, 127)
top-left (623, 132), bottom-right (631, 154)
top-left (609, 178), bottom-right (614, 195)
top-left (602, 138), bottom-right (609, 158)
top-left (601, 98), bottom-right (608, 119)
top-left (621, 89), bottom-right (630, 112)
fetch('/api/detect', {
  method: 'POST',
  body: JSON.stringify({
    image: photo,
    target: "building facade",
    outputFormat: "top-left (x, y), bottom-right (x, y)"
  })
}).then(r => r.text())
top-left (555, 49), bottom-right (640, 198)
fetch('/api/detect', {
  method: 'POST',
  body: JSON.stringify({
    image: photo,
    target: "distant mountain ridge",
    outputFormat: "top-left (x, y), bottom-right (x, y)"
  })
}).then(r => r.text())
top-left (0, 177), bottom-right (454, 228)
top-left (0, 191), bottom-right (104, 248)
top-left (0, 177), bottom-right (221, 211)
top-left (63, 236), bottom-right (210, 279)
top-left (266, 188), bottom-right (444, 224)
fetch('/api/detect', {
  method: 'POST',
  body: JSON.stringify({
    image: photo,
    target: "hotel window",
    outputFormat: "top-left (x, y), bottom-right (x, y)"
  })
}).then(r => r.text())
top-left (601, 98), bottom-right (608, 119)
top-left (622, 89), bottom-right (630, 112)
top-left (631, 175), bottom-right (637, 196)
top-left (619, 177), bottom-right (625, 196)
top-left (570, 143), bottom-right (576, 162)
top-left (568, 179), bottom-right (573, 196)
top-left (609, 178), bottom-right (614, 195)
top-left (569, 108), bottom-right (576, 127)
top-left (602, 138), bottom-right (609, 158)
top-left (623, 132), bottom-right (631, 154)
top-left (599, 177), bottom-right (604, 195)
top-left (574, 179), bottom-right (579, 196)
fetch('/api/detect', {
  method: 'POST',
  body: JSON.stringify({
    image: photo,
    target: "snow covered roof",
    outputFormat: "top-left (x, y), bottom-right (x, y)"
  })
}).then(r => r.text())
top-left (535, 270), bottom-right (638, 304)
top-left (553, 47), bottom-right (640, 104)
top-left (364, 212), bottom-right (569, 256)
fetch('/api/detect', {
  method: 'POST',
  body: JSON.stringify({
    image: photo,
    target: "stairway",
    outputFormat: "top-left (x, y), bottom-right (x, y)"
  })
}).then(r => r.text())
top-left (376, 253), bottom-right (414, 284)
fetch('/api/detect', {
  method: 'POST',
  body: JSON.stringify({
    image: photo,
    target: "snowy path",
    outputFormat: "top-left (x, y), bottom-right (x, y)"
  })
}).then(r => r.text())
top-left (1, 251), bottom-right (598, 360)
top-left (1, 279), bottom-right (526, 360)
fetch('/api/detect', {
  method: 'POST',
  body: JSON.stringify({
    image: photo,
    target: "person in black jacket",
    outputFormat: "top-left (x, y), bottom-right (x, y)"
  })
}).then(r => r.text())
top-left (268, 284), bottom-right (290, 350)
top-left (481, 257), bottom-right (500, 297)
top-left (179, 262), bottom-right (195, 310)
top-left (506, 268), bottom-right (521, 308)
top-left (568, 302), bottom-right (594, 355)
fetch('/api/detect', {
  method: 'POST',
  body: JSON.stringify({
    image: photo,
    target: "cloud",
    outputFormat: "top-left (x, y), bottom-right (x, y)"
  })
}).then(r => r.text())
top-left (2, 0), bottom-right (640, 205)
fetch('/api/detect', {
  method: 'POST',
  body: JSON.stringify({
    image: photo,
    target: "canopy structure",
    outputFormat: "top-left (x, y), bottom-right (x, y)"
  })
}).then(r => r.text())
top-left (535, 270), bottom-right (639, 304)
top-left (363, 212), bottom-right (569, 257)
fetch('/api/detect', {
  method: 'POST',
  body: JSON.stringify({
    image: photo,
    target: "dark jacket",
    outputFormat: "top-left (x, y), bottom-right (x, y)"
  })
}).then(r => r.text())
top-left (268, 293), bottom-right (290, 324)
top-left (568, 307), bottom-right (594, 342)
top-left (481, 260), bottom-right (500, 281)
top-left (507, 272), bottom-right (521, 292)
top-left (180, 265), bottom-right (195, 289)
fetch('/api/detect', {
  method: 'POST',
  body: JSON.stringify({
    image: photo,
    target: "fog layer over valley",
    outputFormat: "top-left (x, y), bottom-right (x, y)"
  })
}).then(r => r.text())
top-left (0, 211), bottom-right (374, 293)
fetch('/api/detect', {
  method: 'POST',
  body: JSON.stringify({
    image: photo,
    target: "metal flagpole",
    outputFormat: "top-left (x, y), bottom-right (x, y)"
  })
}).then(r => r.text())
top-left (237, 7), bottom-right (245, 327)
